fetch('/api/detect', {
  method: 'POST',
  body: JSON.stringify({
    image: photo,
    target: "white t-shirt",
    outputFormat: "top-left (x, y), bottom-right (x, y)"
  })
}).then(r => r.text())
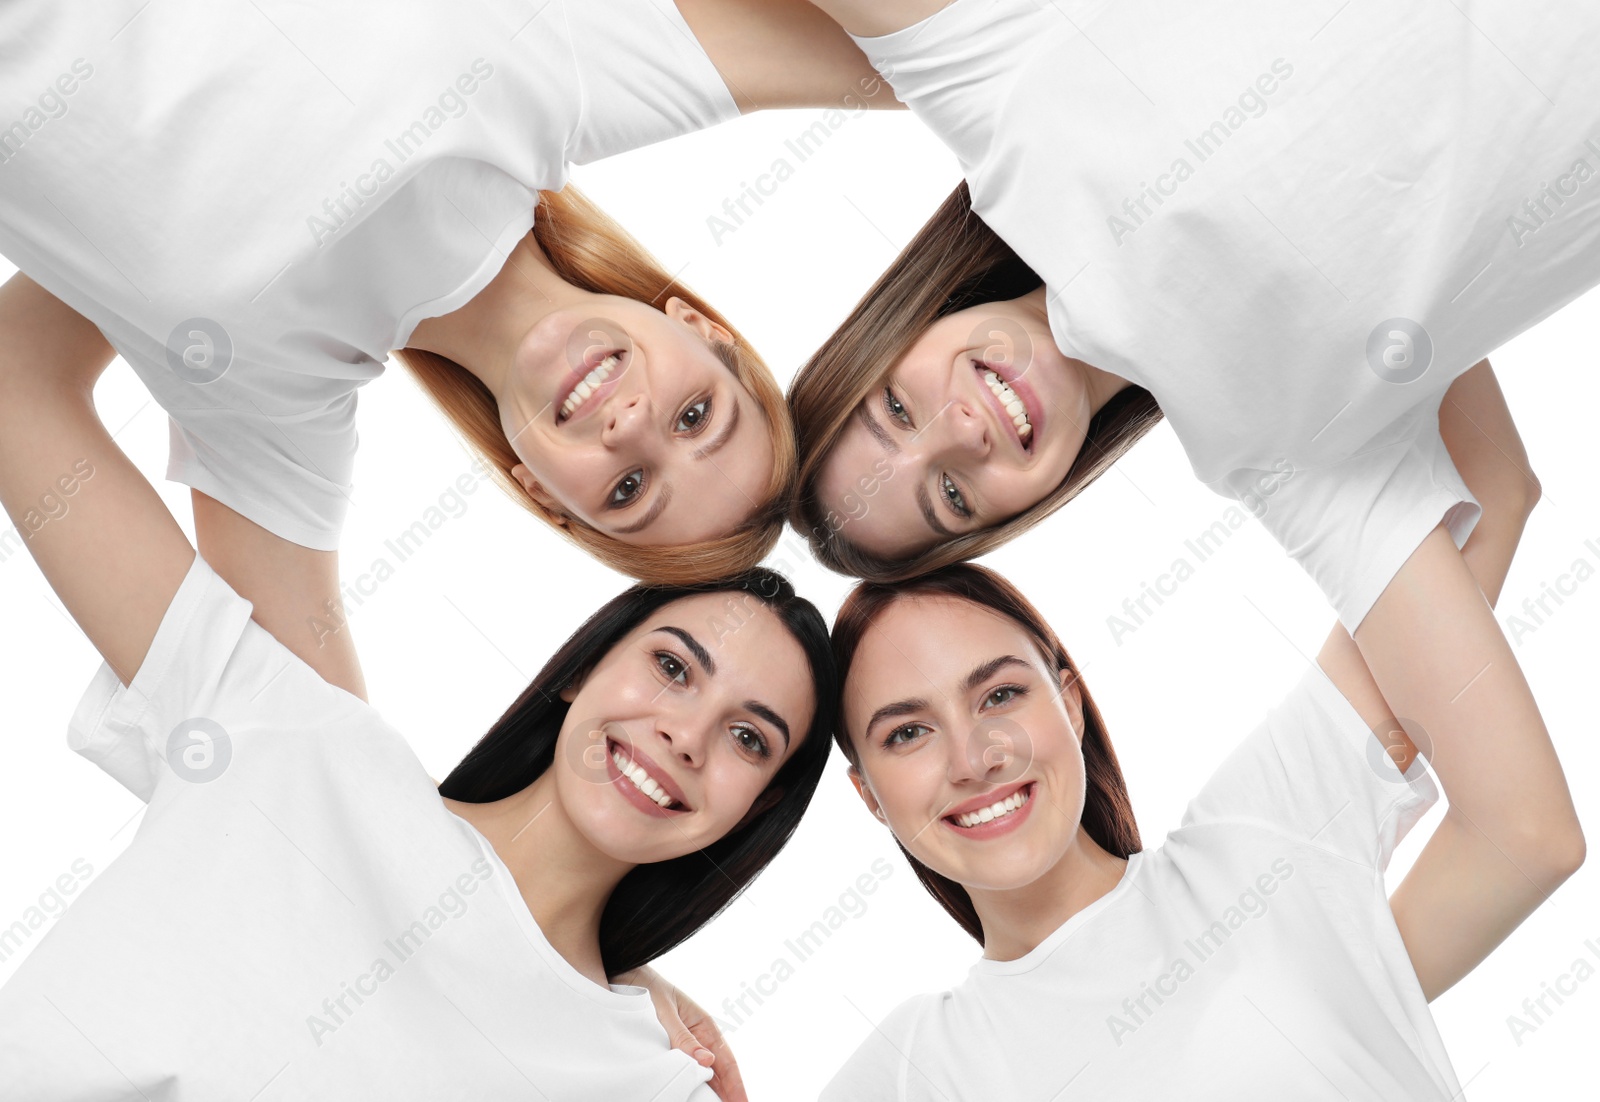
top-left (822, 665), bottom-right (1455, 1101)
top-left (0, 0), bottom-right (739, 550)
top-left (0, 556), bottom-right (717, 1101)
top-left (852, 0), bottom-right (1600, 630)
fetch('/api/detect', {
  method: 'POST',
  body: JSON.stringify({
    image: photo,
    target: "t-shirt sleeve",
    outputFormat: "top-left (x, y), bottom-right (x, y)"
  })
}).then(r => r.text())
top-left (1180, 664), bottom-right (1438, 871)
top-left (562, 0), bottom-right (741, 166)
top-left (819, 997), bottom-right (925, 1102)
top-left (848, 0), bottom-right (1055, 170)
top-left (65, 554), bottom-right (279, 801)
top-left (1218, 401), bottom-right (1482, 635)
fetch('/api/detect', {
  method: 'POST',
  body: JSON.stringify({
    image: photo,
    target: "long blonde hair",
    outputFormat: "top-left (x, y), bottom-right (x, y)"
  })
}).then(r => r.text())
top-left (789, 183), bottom-right (1163, 582)
top-left (395, 186), bottom-right (794, 585)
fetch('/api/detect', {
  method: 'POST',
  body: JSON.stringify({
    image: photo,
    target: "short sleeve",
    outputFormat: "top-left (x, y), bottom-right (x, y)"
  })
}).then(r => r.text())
top-left (819, 997), bottom-right (926, 1102)
top-left (1180, 664), bottom-right (1438, 871)
top-left (165, 399), bottom-right (357, 553)
top-left (848, 0), bottom-right (1054, 170)
top-left (1219, 403), bottom-right (1481, 635)
top-left (66, 555), bottom-right (274, 801)
top-left (562, 0), bottom-right (740, 166)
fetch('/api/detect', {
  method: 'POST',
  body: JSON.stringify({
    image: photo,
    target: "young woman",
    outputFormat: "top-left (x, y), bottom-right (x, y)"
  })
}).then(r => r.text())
top-left (820, 365), bottom-right (1584, 1098)
top-left (0, 0), bottom-right (898, 698)
top-left (792, 0), bottom-right (1600, 625)
top-left (0, 275), bottom-right (836, 1100)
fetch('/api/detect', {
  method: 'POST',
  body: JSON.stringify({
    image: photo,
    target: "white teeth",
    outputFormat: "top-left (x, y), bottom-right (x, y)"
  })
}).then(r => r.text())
top-left (982, 370), bottom-right (1033, 442)
top-left (611, 747), bottom-right (675, 809)
top-left (560, 353), bottom-right (621, 420)
top-left (951, 786), bottom-right (1031, 829)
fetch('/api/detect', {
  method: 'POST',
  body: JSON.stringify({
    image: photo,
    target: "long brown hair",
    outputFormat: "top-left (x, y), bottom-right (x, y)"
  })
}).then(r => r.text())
top-left (830, 563), bottom-right (1141, 945)
top-left (789, 183), bottom-right (1163, 581)
top-left (395, 186), bottom-right (794, 585)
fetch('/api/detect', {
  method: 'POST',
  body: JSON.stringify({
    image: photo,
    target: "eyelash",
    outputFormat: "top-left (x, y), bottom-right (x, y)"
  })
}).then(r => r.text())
top-left (879, 684), bottom-right (1027, 748)
top-left (605, 394), bottom-right (715, 508)
top-left (883, 385), bottom-right (972, 522)
top-left (651, 650), bottom-right (772, 761)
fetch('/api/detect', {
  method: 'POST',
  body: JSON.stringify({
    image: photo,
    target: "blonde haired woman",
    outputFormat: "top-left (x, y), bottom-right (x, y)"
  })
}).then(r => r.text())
top-left (0, 0), bottom-right (896, 698)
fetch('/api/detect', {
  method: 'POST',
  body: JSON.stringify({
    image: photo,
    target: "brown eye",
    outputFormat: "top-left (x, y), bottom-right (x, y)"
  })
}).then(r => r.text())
top-left (610, 470), bottom-right (645, 506)
top-left (676, 397), bottom-right (711, 434)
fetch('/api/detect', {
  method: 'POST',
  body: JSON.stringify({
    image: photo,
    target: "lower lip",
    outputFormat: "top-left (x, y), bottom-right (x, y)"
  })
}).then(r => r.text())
top-left (604, 741), bottom-right (683, 819)
top-left (942, 782), bottom-right (1037, 840)
top-left (976, 360), bottom-right (1043, 453)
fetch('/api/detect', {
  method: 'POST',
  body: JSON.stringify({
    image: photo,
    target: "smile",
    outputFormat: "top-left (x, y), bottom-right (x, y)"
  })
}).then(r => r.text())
top-left (607, 738), bottom-right (688, 812)
top-left (975, 362), bottom-right (1033, 449)
top-left (948, 782), bottom-right (1032, 828)
top-left (558, 350), bottom-right (624, 422)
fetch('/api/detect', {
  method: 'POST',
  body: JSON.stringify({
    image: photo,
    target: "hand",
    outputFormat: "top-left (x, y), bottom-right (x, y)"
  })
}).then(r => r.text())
top-left (614, 965), bottom-right (748, 1102)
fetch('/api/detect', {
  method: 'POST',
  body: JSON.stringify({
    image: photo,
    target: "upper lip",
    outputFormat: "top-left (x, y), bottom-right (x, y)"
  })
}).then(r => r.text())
top-left (555, 348), bottom-right (628, 426)
top-left (941, 779), bottom-right (1033, 820)
top-left (610, 737), bottom-right (691, 810)
top-left (972, 359), bottom-right (1042, 454)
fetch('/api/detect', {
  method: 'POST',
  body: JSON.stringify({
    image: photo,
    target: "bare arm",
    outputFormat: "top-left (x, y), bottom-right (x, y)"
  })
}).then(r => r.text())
top-left (800, 0), bottom-right (947, 39)
top-left (676, 0), bottom-right (905, 111)
top-left (0, 274), bottom-right (195, 684)
top-left (191, 491), bottom-right (367, 699)
top-left (1317, 360), bottom-right (1583, 1001)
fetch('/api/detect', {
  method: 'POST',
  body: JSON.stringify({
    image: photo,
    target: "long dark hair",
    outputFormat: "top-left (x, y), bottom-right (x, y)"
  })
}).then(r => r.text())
top-left (439, 569), bottom-right (837, 975)
top-left (829, 564), bottom-right (1140, 945)
top-left (789, 182), bottom-right (1164, 581)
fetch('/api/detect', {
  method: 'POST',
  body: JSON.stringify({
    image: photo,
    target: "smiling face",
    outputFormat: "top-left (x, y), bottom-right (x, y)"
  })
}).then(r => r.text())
top-left (501, 296), bottom-right (776, 546)
top-left (841, 594), bottom-right (1089, 892)
top-left (550, 591), bottom-right (816, 865)
top-left (815, 295), bottom-right (1094, 561)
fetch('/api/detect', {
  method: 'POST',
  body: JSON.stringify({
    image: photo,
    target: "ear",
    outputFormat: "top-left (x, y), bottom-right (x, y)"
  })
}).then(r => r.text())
top-left (663, 296), bottom-right (734, 346)
top-left (729, 784), bottom-right (784, 833)
top-left (512, 463), bottom-right (570, 528)
top-left (1057, 665), bottom-right (1086, 744)
top-left (847, 764), bottom-right (889, 825)
top-left (557, 663), bottom-right (595, 704)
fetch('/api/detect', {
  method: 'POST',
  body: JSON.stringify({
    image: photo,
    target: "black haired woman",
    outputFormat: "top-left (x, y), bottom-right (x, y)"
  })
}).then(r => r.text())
top-left (0, 275), bottom-right (837, 1100)
top-left (821, 363), bottom-right (1583, 1099)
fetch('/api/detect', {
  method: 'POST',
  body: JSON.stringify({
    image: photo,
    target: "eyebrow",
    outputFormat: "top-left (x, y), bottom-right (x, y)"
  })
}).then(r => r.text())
top-left (915, 482), bottom-right (957, 537)
top-left (864, 654), bottom-right (1032, 735)
top-left (857, 402), bottom-right (899, 454)
top-left (610, 483), bottom-right (673, 535)
top-left (607, 398), bottom-right (741, 536)
top-left (692, 395), bottom-right (739, 460)
top-left (656, 626), bottom-right (793, 749)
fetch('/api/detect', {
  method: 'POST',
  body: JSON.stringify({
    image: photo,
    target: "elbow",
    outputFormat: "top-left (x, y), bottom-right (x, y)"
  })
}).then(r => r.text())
top-left (1516, 816), bottom-right (1586, 890)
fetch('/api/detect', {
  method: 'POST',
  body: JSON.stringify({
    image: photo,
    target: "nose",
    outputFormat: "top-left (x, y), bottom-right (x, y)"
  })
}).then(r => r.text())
top-left (656, 706), bottom-right (711, 769)
top-left (942, 397), bottom-right (989, 459)
top-left (949, 716), bottom-right (1017, 784)
top-left (601, 392), bottom-right (650, 447)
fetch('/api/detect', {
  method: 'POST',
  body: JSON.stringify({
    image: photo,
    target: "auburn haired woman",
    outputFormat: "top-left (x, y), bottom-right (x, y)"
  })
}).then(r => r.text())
top-left (0, 274), bottom-right (837, 1101)
top-left (820, 367), bottom-right (1583, 1099)
top-left (0, 0), bottom-right (897, 700)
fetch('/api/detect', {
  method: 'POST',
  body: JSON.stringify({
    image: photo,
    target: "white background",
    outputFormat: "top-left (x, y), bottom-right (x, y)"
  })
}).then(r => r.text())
top-left (2, 103), bottom-right (1596, 1100)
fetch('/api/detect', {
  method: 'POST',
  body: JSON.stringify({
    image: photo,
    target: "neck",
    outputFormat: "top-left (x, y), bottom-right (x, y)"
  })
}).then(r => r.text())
top-left (405, 233), bottom-right (578, 404)
top-left (968, 827), bottom-right (1129, 962)
top-left (1017, 285), bottom-right (1131, 416)
top-left (442, 773), bottom-right (633, 986)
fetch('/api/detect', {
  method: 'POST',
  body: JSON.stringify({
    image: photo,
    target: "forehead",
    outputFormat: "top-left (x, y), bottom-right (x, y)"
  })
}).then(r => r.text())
top-left (844, 595), bottom-right (1038, 709)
